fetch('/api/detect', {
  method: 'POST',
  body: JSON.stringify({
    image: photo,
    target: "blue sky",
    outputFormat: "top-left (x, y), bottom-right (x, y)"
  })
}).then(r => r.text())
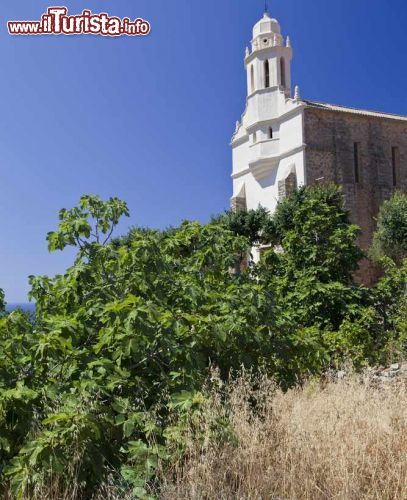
top-left (2, 0), bottom-right (407, 302)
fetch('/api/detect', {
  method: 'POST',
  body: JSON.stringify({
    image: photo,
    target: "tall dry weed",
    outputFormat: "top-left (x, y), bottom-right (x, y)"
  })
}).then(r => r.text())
top-left (6, 374), bottom-right (407, 499)
top-left (160, 374), bottom-right (407, 500)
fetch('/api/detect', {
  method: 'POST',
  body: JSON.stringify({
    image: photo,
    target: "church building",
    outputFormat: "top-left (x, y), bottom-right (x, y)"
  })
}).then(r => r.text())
top-left (231, 12), bottom-right (407, 283)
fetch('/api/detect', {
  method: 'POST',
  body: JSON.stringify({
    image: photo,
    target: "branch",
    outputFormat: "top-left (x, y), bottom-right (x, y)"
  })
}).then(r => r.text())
top-left (102, 223), bottom-right (117, 246)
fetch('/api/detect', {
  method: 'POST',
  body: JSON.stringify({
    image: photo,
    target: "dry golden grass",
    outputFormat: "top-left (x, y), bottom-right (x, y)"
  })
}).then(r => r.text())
top-left (6, 374), bottom-right (406, 499)
top-left (160, 374), bottom-right (407, 500)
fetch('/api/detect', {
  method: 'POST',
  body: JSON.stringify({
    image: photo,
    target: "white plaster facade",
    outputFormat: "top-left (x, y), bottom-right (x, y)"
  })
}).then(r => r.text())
top-left (231, 13), bottom-right (306, 251)
top-left (231, 12), bottom-right (407, 271)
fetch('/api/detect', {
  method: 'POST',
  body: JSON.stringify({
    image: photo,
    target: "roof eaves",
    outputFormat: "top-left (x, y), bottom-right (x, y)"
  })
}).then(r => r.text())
top-left (304, 100), bottom-right (407, 122)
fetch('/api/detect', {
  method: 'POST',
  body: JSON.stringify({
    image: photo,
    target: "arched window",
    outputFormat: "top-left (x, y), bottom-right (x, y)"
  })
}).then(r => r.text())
top-left (268, 127), bottom-right (273, 139)
top-left (264, 60), bottom-right (270, 88)
top-left (250, 65), bottom-right (255, 93)
top-left (280, 57), bottom-right (286, 88)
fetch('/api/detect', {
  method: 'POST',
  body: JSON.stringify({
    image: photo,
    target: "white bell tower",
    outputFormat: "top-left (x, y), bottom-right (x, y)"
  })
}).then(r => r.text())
top-left (246, 13), bottom-right (292, 97)
top-left (231, 11), bottom-right (306, 239)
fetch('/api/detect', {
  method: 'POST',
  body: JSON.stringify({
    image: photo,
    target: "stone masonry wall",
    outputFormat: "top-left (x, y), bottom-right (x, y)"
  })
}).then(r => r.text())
top-left (278, 172), bottom-right (298, 200)
top-left (303, 107), bottom-right (407, 284)
top-left (230, 196), bottom-right (247, 213)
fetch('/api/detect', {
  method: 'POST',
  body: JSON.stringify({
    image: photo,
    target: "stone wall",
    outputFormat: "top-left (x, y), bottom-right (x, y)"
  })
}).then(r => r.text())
top-left (303, 107), bottom-right (407, 284)
top-left (278, 171), bottom-right (297, 200)
top-left (230, 195), bottom-right (247, 213)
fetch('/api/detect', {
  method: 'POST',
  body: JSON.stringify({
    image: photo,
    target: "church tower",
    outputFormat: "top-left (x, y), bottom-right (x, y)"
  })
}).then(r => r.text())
top-left (231, 10), bottom-right (407, 279)
top-left (246, 13), bottom-right (292, 97)
top-left (231, 12), bottom-right (306, 241)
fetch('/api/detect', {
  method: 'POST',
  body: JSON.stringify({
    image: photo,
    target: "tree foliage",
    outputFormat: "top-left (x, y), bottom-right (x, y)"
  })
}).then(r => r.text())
top-left (0, 188), bottom-right (405, 498)
top-left (371, 191), bottom-right (407, 264)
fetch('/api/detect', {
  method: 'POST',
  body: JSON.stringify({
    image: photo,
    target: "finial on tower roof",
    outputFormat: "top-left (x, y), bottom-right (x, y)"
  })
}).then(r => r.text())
top-left (264, 0), bottom-right (269, 14)
top-left (294, 85), bottom-right (301, 102)
top-left (286, 36), bottom-right (291, 48)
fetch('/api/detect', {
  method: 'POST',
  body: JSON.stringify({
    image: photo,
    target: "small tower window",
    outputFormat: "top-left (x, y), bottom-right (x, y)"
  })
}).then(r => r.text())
top-left (264, 60), bottom-right (270, 88)
top-left (353, 142), bottom-right (361, 184)
top-left (253, 131), bottom-right (257, 143)
top-left (268, 127), bottom-right (273, 139)
top-left (392, 147), bottom-right (398, 186)
top-left (280, 57), bottom-right (286, 88)
top-left (250, 65), bottom-right (255, 93)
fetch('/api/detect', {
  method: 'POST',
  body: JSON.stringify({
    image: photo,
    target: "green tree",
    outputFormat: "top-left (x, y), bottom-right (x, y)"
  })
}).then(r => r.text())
top-left (0, 188), bottom-right (404, 497)
top-left (257, 185), bottom-right (364, 325)
top-left (1, 195), bottom-right (266, 497)
top-left (272, 184), bottom-right (363, 282)
top-left (371, 191), bottom-right (407, 264)
top-left (252, 185), bottom-right (368, 382)
top-left (217, 206), bottom-right (276, 246)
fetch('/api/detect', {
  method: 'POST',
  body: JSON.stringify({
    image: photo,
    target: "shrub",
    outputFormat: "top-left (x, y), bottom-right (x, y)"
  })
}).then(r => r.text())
top-left (371, 191), bottom-right (407, 264)
top-left (0, 187), bottom-right (405, 497)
